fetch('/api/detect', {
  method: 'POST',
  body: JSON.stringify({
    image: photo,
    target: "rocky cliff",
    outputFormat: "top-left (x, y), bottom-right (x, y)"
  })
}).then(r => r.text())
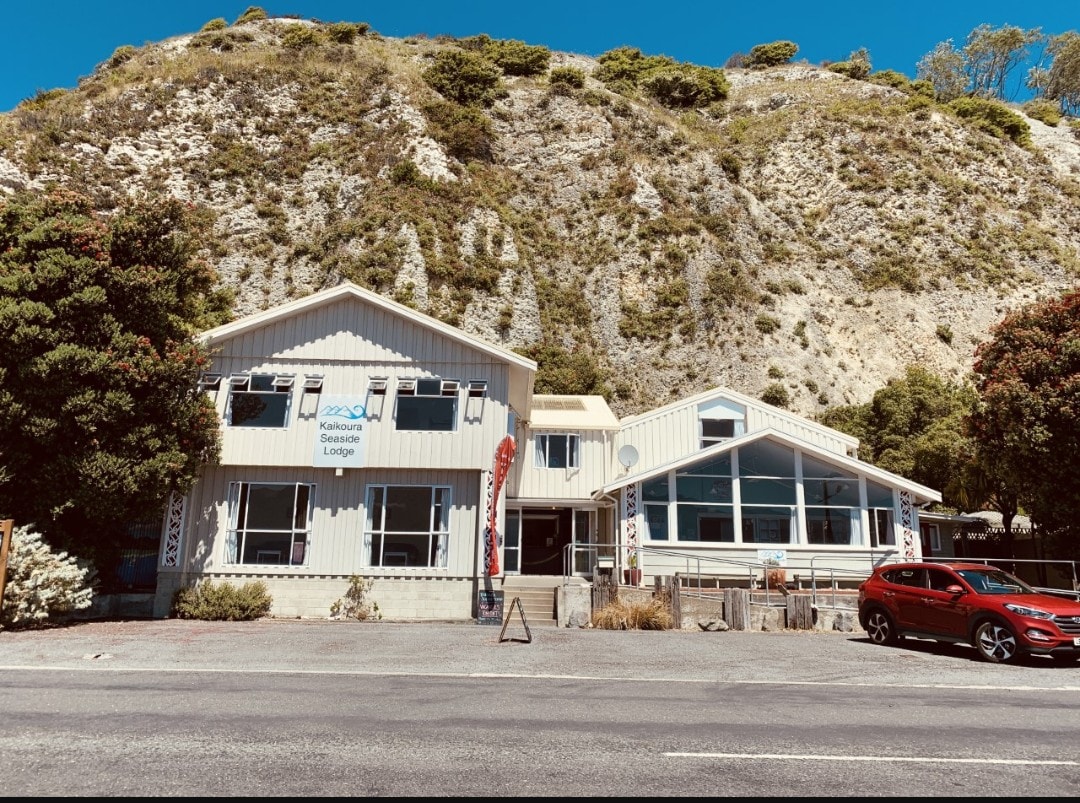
top-left (1, 15), bottom-right (1077, 418)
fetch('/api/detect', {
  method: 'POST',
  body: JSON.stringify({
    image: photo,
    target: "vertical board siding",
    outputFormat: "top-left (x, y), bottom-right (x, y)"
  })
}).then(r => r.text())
top-left (179, 465), bottom-right (481, 579)
top-left (510, 431), bottom-right (611, 501)
top-left (211, 297), bottom-right (513, 469)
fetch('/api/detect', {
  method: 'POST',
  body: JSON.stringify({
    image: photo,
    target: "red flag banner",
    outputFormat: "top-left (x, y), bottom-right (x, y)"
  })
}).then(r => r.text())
top-left (484, 435), bottom-right (516, 576)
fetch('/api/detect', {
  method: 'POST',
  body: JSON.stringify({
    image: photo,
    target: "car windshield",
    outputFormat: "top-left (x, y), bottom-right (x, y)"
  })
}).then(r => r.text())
top-left (955, 568), bottom-right (1035, 595)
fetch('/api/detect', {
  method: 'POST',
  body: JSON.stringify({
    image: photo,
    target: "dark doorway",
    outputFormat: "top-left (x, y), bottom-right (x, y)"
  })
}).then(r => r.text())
top-left (520, 509), bottom-right (573, 575)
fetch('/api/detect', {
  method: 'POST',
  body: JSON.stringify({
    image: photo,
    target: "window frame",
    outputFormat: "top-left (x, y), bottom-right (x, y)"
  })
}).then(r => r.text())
top-left (534, 432), bottom-right (580, 469)
top-left (394, 377), bottom-right (460, 432)
top-left (225, 372), bottom-right (295, 428)
top-left (364, 484), bottom-right (451, 568)
top-left (225, 481), bottom-right (314, 566)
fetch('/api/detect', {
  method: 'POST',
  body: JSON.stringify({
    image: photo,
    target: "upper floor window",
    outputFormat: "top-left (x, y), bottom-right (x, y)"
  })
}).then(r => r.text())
top-left (226, 482), bottom-right (312, 565)
top-left (700, 418), bottom-right (735, 447)
top-left (226, 373), bottom-right (293, 428)
top-left (395, 378), bottom-right (458, 431)
top-left (535, 433), bottom-right (579, 469)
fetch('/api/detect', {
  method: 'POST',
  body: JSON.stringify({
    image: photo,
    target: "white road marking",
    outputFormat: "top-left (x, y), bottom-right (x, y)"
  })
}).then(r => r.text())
top-left (666, 752), bottom-right (1080, 766)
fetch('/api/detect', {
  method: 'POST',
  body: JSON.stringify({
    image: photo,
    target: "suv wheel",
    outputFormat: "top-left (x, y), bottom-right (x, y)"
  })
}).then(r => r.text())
top-left (974, 621), bottom-right (1018, 663)
top-left (864, 608), bottom-right (898, 646)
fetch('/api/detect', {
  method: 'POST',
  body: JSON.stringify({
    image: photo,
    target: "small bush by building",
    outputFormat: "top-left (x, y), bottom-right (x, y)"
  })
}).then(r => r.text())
top-left (171, 579), bottom-right (272, 621)
top-left (0, 525), bottom-right (94, 630)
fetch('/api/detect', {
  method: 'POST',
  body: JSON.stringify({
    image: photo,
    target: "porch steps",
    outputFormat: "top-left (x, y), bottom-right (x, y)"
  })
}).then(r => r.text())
top-left (500, 576), bottom-right (580, 627)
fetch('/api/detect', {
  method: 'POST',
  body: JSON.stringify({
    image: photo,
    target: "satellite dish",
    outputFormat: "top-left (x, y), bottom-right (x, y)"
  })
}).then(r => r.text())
top-left (618, 444), bottom-right (639, 469)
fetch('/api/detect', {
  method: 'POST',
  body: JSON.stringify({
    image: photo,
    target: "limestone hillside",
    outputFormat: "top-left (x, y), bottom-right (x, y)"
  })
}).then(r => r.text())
top-left (1, 15), bottom-right (1079, 419)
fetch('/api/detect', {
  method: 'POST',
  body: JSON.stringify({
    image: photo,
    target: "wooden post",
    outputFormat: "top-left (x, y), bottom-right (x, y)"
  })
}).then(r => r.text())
top-left (0, 519), bottom-right (13, 615)
top-left (723, 588), bottom-right (750, 631)
top-left (786, 595), bottom-right (814, 630)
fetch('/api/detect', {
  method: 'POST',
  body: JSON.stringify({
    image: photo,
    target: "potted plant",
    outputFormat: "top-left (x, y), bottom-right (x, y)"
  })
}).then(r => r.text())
top-left (763, 557), bottom-right (786, 590)
top-left (623, 551), bottom-right (642, 585)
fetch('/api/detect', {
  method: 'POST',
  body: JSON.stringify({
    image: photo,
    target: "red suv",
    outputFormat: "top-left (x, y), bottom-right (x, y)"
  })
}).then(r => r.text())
top-left (858, 561), bottom-right (1080, 664)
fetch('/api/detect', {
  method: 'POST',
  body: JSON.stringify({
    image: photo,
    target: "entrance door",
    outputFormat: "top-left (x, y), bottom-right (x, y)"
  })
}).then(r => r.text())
top-left (514, 508), bottom-right (594, 576)
top-left (520, 512), bottom-right (566, 575)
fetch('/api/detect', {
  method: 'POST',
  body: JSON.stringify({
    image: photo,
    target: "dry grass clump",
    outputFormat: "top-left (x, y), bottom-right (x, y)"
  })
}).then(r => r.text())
top-left (591, 597), bottom-right (674, 630)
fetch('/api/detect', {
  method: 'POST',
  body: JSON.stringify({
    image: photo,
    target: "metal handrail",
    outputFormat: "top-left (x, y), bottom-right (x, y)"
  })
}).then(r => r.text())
top-left (558, 543), bottom-right (1080, 609)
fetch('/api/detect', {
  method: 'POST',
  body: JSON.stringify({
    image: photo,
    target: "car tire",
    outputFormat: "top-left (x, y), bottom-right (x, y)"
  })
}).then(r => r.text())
top-left (974, 620), bottom-right (1019, 663)
top-left (864, 608), bottom-right (898, 646)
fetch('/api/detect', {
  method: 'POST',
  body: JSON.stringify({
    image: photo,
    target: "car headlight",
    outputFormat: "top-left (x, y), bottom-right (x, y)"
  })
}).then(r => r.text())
top-left (1004, 603), bottom-right (1054, 620)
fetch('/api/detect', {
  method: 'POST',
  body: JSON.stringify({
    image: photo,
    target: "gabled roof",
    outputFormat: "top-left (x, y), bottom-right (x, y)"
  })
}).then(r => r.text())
top-left (200, 282), bottom-right (537, 416)
top-left (595, 427), bottom-right (940, 503)
top-left (619, 384), bottom-right (859, 449)
top-left (529, 395), bottom-right (620, 431)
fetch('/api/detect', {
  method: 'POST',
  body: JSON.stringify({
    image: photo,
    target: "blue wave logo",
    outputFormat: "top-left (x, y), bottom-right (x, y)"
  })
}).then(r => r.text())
top-left (321, 404), bottom-right (367, 420)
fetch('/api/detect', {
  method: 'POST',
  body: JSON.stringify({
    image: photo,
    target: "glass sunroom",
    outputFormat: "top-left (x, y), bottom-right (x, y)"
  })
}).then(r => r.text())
top-left (600, 430), bottom-right (941, 578)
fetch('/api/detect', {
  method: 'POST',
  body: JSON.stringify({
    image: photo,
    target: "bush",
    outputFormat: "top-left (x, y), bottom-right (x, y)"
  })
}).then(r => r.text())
top-left (423, 101), bottom-right (495, 162)
top-left (330, 575), bottom-right (382, 620)
top-left (172, 579), bottom-right (272, 621)
top-left (760, 382), bottom-right (791, 408)
top-left (235, 6), bottom-right (267, 25)
top-left (550, 66), bottom-right (586, 90)
top-left (754, 313), bottom-right (781, 334)
top-left (1023, 98), bottom-right (1063, 127)
top-left (0, 525), bottom-right (94, 629)
top-left (591, 597), bottom-right (673, 630)
top-left (326, 22), bottom-right (366, 44)
top-left (463, 35), bottom-right (551, 77)
top-left (107, 45), bottom-right (137, 68)
top-left (595, 47), bottom-right (727, 109)
top-left (423, 49), bottom-right (505, 107)
top-left (641, 65), bottom-right (728, 107)
top-left (200, 18), bottom-right (228, 32)
top-left (744, 41), bottom-right (799, 68)
top-left (280, 24), bottom-right (321, 50)
top-left (948, 97), bottom-right (1032, 148)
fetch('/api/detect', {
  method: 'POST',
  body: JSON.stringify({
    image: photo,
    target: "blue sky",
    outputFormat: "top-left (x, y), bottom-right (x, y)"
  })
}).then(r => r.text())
top-left (2, 2), bottom-right (1076, 112)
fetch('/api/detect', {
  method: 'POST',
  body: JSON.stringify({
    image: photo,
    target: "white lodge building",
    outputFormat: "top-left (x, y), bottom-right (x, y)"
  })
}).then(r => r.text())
top-left (153, 282), bottom-right (941, 620)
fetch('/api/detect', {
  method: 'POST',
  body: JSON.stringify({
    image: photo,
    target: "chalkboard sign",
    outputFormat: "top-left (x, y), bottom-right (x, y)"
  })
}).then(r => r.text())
top-left (477, 589), bottom-right (504, 625)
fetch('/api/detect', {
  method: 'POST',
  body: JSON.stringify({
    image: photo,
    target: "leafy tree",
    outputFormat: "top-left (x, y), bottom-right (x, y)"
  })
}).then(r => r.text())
top-left (817, 365), bottom-right (976, 510)
top-left (962, 24), bottom-right (1044, 101)
top-left (966, 289), bottom-right (1080, 547)
top-left (744, 41), bottom-right (799, 68)
top-left (916, 40), bottom-right (968, 101)
top-left (0, 190), bottom-right (231, 575)
top-left (918, 25), bottom-right (1045, 102)
top-left (1039, 32), bottom-right (1080, 115)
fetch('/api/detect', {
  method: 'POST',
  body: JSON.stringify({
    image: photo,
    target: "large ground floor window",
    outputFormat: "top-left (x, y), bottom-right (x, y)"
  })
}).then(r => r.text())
top-left (226, 482), bottom-right (313, 565)
top-left (366, 485), bottom-right (450, 568)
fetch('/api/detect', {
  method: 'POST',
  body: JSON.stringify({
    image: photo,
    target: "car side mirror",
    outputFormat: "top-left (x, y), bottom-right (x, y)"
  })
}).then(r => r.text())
top-left (945, 584), bottom-right (965, 595)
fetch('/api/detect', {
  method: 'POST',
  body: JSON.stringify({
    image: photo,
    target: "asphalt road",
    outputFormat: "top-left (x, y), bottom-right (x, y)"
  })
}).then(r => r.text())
top-left (3, 619), bottom-right (1080, 796)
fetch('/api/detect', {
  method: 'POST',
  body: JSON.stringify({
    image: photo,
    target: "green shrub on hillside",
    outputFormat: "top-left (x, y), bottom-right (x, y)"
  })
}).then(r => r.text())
top-left (326, 22), bottom-right (365, 43)
top-left (595, 47), bottom-right (727, 108)
top-left (235, 6), bottom-right (267, 25)
top-left (760, 382), bottom-right (791, 408)
top-left (462, 34), bottom-right (551, 76)
top-left (948, 97), bottom-right (1032, 147)
top-left (422, 100), bottom-right (495, 162)
top-left (281, 24), bottom-right (321, 50)
top-left (107, 45), bottom-right (137, 68)
top-left (1023, 98), bottom-right (1062, 127)
top-left (550, 66), bottom-right (586, 89)
top-left (200, 18), bottom-right (227, 32)
top-left (172, 579), bottom-right (273, 621)
top-left (744, 41), bottom-right (799, 68)
top-left (423, 49), bottom-right (505, 106)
